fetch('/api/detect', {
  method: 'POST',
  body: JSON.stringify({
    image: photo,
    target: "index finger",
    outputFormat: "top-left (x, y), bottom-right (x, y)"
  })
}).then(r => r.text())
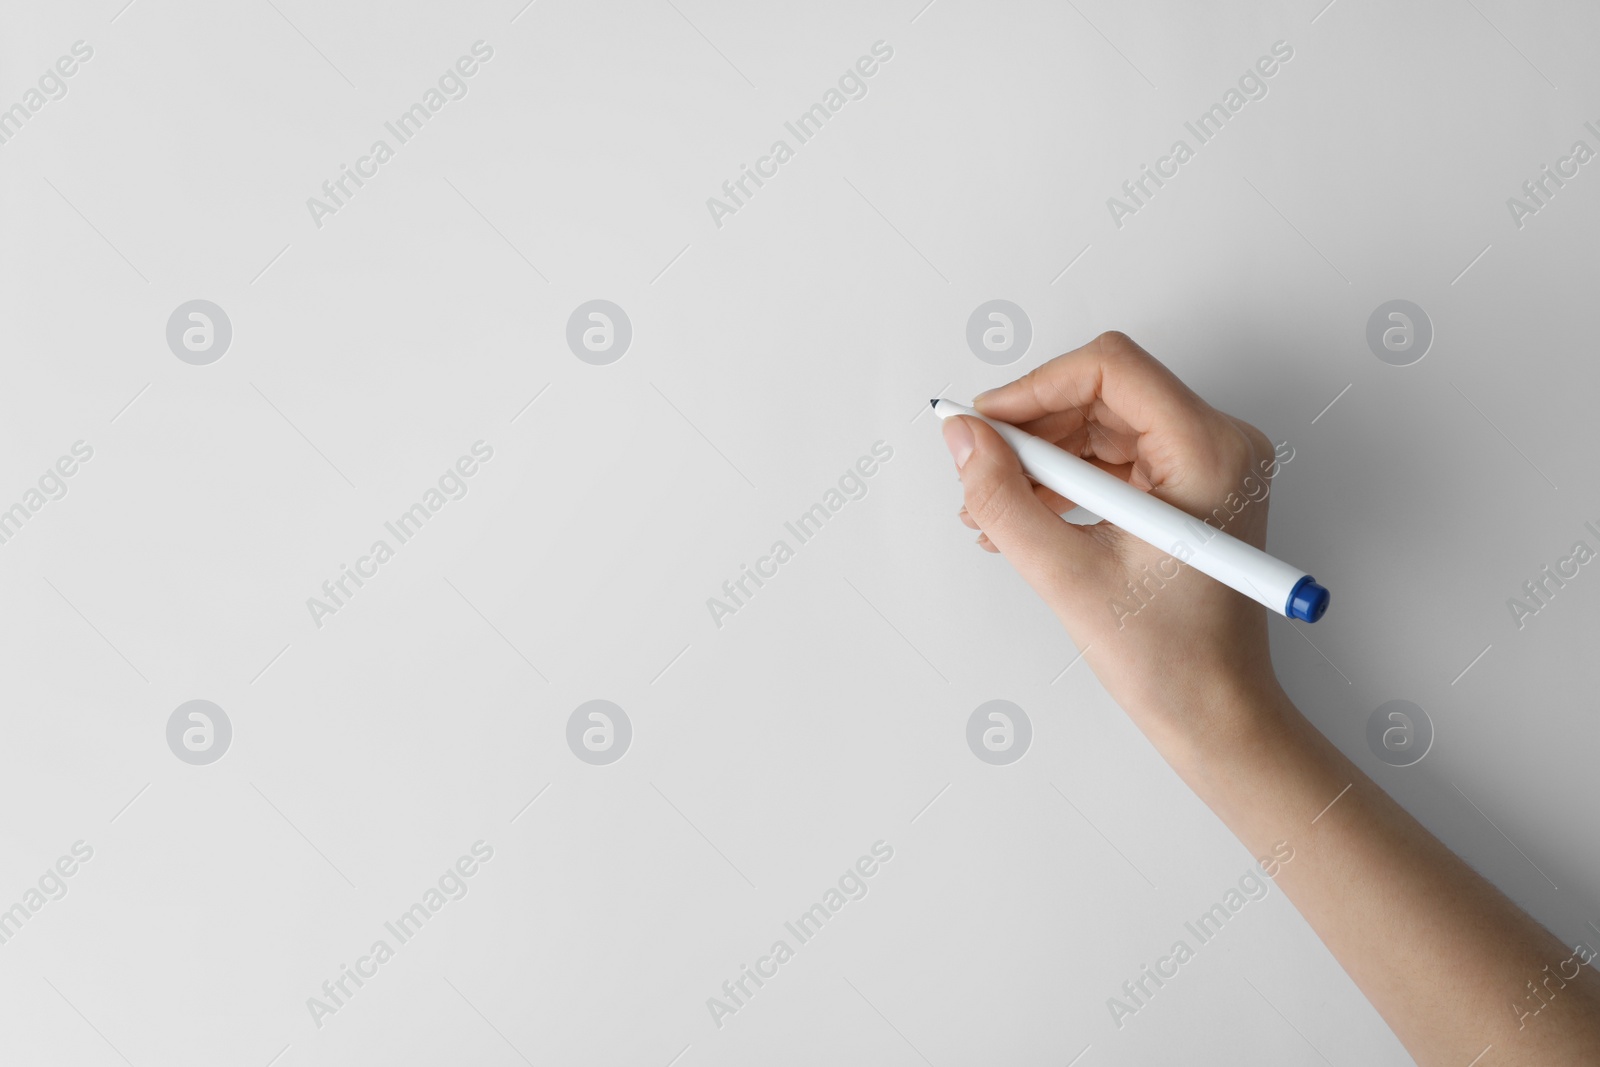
top-left (972, 331), bottom-right (1208, 436)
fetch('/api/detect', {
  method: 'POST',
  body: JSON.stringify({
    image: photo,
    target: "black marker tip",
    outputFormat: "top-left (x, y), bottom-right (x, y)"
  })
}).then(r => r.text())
top-left (929, 398), bottom-right (941, 409)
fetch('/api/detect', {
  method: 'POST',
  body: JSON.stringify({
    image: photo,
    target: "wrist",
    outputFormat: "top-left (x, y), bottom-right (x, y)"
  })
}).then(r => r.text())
top-left (1131, 670), bottom-right (1301, 779)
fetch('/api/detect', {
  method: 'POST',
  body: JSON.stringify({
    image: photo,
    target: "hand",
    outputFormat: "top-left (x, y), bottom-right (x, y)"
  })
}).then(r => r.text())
top-left (947, 332), bottom-right (1600, 1066)
top-left (945, 331), bottom-right (1288, 750)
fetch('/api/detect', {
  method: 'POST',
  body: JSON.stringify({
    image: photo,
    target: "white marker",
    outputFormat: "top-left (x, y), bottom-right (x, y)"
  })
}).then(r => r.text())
top-left (932, 399), bottom-right (1329, 622)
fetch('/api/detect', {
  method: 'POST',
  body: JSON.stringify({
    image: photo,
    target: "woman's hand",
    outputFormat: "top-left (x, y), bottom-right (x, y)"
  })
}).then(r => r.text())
top-left (944, 331), bottom-right (1288, 751)
top-left (945, 331), bottom-right (1600, 1066)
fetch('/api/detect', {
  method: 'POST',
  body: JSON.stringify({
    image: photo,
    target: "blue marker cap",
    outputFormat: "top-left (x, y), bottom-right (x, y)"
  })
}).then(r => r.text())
top-left (1286, 576), bottom-right (1330, 623)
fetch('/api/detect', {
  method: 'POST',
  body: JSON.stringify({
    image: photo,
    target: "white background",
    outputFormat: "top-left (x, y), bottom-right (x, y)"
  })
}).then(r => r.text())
top-left (1, 1), bottom-right (1597, 1064)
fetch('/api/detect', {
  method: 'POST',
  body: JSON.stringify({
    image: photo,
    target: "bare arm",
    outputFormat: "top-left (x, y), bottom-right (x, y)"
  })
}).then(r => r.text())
top-left (944, 331), bottom-right (1600, 1065)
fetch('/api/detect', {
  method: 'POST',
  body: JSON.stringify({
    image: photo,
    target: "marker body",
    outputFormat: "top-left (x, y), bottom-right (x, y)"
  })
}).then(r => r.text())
top-left (933, 400), bottom-right (1328, 622)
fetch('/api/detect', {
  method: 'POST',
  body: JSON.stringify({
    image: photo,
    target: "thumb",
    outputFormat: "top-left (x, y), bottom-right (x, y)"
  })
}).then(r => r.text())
top-left (943, 415), bottom-right (1114, 605)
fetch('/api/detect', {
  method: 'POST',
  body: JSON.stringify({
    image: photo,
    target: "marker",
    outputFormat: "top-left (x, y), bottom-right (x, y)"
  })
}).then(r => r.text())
top-left (932, 399), bottom-right (1329, 622)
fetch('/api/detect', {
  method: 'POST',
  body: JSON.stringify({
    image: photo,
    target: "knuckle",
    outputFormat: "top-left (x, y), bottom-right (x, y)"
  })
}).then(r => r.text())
top-left (1215, 428), bottom-right (1253, 474)
top-left (1024, 358), bottom-right (1085, 416)
top-left (1033, 367), bottom-right (1075, 412)
top-left (1226, 416), bottom-right (1273, 469)
top-left (1021, 365), bottom-right (1056, 413)
top-left (1097, 330), bottom-right (1161, 378)
top-left (1095, 329), bottom-right (1134, 353)
top-left (1247, 428), bottom-right (1275, 466)
top-left (1096, 331), bottom-right (1153, 371)
top-left (1020, 361), bottom-right (1052, 395)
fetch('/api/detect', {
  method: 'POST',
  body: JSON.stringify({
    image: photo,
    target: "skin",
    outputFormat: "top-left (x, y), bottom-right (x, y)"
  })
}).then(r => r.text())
top-left (943, 331), bottom-right (1600, 1065)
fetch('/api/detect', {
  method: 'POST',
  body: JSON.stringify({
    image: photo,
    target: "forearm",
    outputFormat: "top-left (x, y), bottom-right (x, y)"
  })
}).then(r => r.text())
top-left (1147, 682), bottom-right (1600, 1065)
top-left (949, 337), bottom-right (1600, 1061)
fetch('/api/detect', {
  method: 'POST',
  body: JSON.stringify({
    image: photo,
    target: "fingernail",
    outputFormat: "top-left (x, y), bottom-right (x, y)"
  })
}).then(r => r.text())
top-left (972, 388), bottom-right (996, 406)
top-left (942, 416), bottom-right (975, 469)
